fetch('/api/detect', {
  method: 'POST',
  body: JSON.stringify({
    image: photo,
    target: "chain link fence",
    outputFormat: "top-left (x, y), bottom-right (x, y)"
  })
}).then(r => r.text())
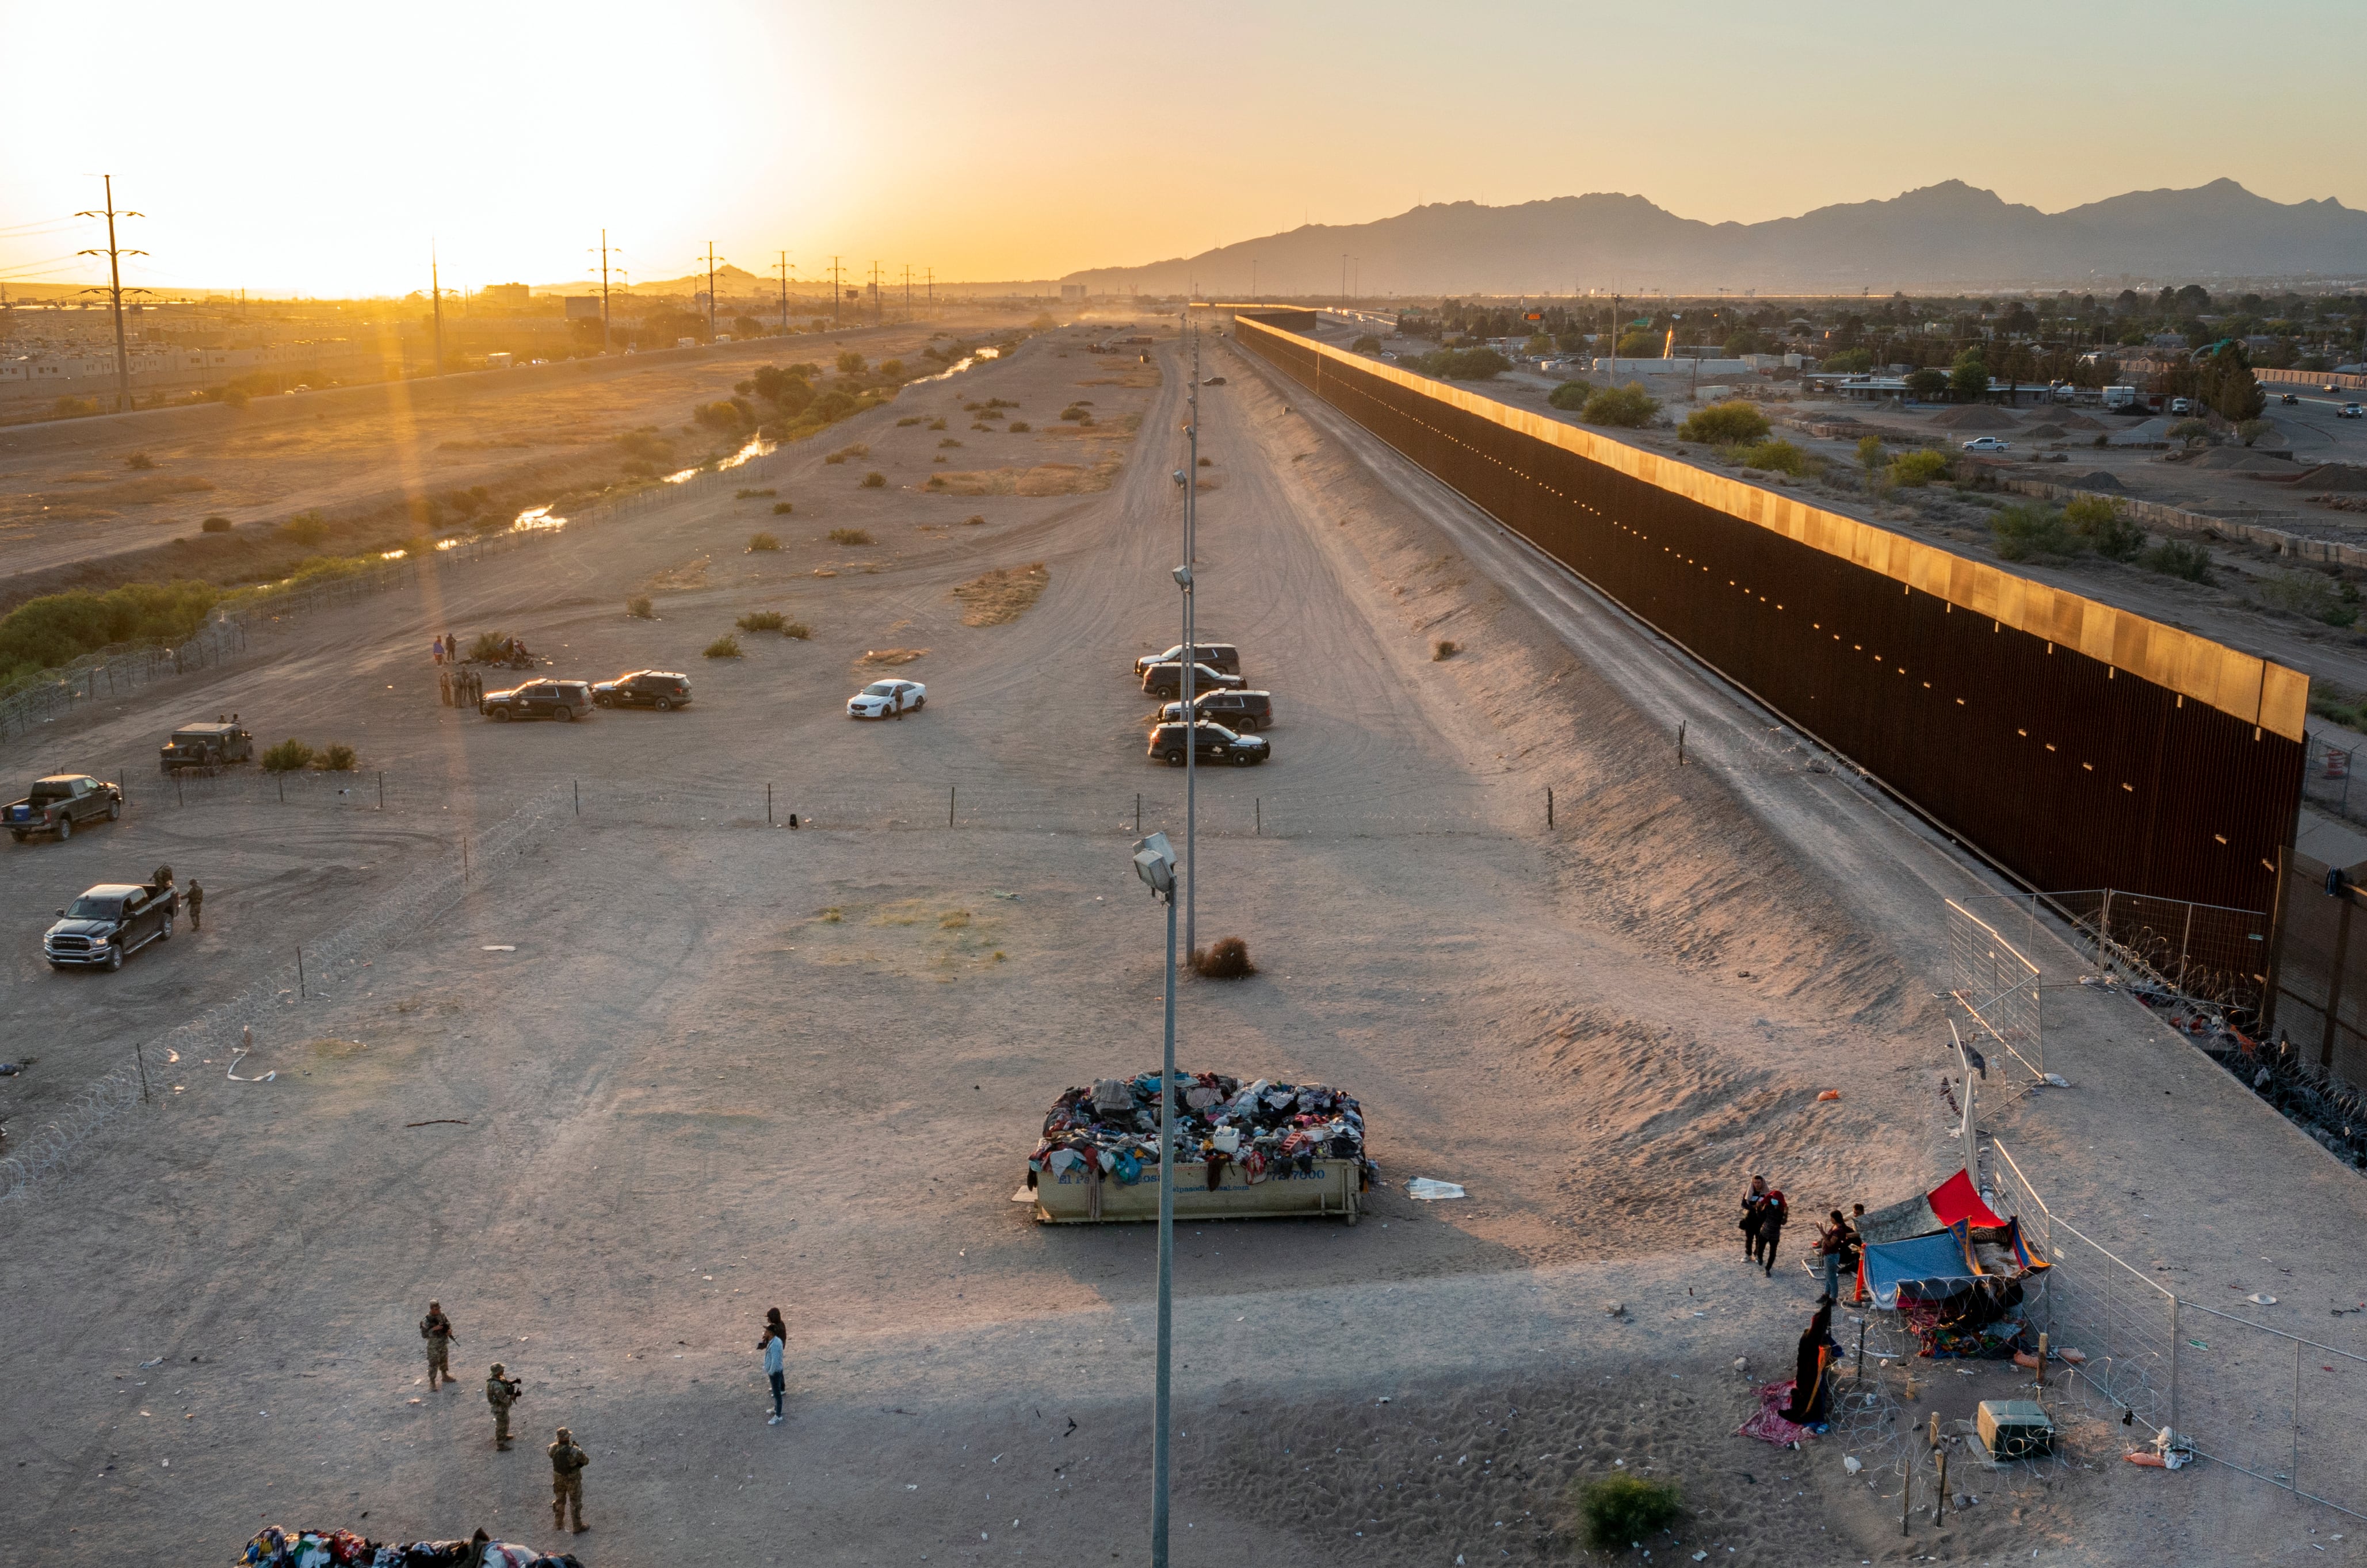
top-left (1944, 897), bottom-right (2046, 1080)
top-left (2303, 729), bottom-right (2367, 828)
top-left (1989, 1139), bottom-right (2367, 1523)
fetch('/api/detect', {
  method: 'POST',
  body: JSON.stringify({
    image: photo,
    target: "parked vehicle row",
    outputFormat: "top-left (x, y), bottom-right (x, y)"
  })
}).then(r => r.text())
top-left (1131, 641), bottom-right (1273, 767)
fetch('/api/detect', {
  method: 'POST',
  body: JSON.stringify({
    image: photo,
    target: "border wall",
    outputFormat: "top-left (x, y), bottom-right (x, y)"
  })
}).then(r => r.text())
top-left (1227, 313), bottom-right (2306, 914)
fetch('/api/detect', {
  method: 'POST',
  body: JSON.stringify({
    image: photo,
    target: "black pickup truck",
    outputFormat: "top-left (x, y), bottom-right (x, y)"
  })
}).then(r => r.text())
top-left (5, 775), bottom-right (123, 843)
top-left (44, 881), bottom-right (179, 970)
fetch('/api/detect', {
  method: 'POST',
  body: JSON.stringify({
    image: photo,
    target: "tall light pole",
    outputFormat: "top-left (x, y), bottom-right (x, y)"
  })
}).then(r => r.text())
top-left (1129, 827), bottom-right (1180, 1568)
top-left (430, 244), bottom-right (445, 376)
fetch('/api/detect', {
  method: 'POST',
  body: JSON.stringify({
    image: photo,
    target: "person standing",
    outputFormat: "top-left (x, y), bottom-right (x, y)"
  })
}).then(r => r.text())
top-left (186, 880), bottom-right (204, 931)
top-left (1817, 1210), bottom-right (1850, 1301)
top-left (432, 635), bottom-right (446, 666)
top-left (1753, 1183), bottom-right (1789, 1277)
top-left (438, 667), bottom-right (454, 707)
top-left (485, 1362), bottom-right (520, 1449)
top-left (419, 1300), bottom-right (456, 1390)
top-left (1844, 1203), bottom-right (1868, 1305)
top-left (548, 1426), bottom-right (590, 1533)
top-left (1739, 1176), bottom-right (1771, 1263)
top-left (760, 1308), bottom-right (787, 1425)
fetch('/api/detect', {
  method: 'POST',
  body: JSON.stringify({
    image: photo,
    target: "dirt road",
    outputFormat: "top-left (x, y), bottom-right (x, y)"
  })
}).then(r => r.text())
top-left (0, 320), bottom-right (2360, 1566)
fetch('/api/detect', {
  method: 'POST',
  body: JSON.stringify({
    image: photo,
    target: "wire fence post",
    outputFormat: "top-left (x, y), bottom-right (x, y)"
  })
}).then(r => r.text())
top-left (378, 771), bottom-right (385, 810)
top-left (2170, 1295), bottom-right (2180, 1440)
top-left (574, 779), bottom-right (580, 816)
top-left (135, 1041), bottom-right (150, 1104)
top-left (277, 772), bottom-right (284, 805)
top-left (1546, 786), bottom-right (1553, 828)
top-left (296, 945), bottom-right (305, 1000)
top-left (766, 782), bottom-right (773, 825)
top-left (949, 785), bottom-right (956, 828)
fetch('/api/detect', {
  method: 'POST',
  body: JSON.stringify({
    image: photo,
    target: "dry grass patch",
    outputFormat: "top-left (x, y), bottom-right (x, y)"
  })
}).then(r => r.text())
top-left (924, 461), bottom-right (1119, 497)
top-left (644, 556), bottom-right (711, 592)
top-left (952, 563), bottom-right (1050, 626)
top-left (859, 647), bottom-right (927, 666)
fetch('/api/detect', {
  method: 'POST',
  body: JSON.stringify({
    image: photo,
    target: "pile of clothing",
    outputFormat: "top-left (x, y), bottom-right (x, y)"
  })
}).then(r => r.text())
top-left (1027, 1070), bottom-right (1371, 1191)
top-left (236, 1526), bottom-right (582, 1568)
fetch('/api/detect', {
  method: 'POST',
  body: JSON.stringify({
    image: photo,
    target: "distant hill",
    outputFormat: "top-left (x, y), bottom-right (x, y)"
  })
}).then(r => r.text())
top-left (1061, 179), bottom-right (2367, 297)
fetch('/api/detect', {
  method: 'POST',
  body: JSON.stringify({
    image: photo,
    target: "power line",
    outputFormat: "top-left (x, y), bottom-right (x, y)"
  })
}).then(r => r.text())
top-left (74, 175), bottom-right (147, 413)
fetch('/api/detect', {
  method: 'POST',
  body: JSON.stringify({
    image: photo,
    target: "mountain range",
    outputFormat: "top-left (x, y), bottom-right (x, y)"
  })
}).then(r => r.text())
top-left (1060, 180), bottom-right (2367, 297)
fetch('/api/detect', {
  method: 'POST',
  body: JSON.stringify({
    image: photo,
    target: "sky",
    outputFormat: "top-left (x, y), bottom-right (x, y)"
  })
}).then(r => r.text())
top-left (3, 0), bottom-right (2361, 299)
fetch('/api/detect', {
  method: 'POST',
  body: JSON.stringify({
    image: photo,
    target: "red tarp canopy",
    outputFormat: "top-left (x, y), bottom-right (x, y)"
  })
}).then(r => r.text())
top-left (1855, 1169), bottom-right (2006, 1246)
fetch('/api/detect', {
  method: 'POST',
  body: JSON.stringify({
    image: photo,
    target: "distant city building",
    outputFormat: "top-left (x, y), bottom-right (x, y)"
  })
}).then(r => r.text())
top-left (1060, 283), bottom-right (1087, 304)
top-left (478, 283), bottom-right (530, 308)
top-left (564, 296), bottom-right (602, 320)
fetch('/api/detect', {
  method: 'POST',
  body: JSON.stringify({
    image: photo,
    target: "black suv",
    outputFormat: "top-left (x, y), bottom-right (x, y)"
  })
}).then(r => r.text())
top-left (593, 671), bottom-right (692, 710)
top-left (45, 881), bottom-right (179, 971)
top-left (1134, 643), bottom-right (1240, 678)
top-left (1147, 720), bottom-right (1269, 767)
top-left (480, 680), bottom-right (595, 722)
top-left (1158, 690), bottom-right (1273, 731)
top-left (1141, 661), bottom-right (1246, 699)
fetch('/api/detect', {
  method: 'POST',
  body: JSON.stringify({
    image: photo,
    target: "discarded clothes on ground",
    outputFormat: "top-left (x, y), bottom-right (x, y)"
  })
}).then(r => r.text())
top-left (237, 1524), bottom-right (583, 1568)
top-left (1028, 1071), bottom-right (1372, 1191)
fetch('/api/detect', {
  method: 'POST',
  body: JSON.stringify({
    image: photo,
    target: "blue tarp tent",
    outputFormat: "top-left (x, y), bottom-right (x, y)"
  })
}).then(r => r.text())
top-left (1859, 1220), bottom-right (1980, 1310)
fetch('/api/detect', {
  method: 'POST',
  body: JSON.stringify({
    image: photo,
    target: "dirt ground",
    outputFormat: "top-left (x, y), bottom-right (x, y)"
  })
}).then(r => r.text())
top-left (2, 319), bottom-right (2364, 1566)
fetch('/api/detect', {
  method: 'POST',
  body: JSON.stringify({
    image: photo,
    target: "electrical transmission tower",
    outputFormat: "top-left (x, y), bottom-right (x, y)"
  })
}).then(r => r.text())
top-left (776, 251), bottom-right (794, 332)
top-left (590, 230), bottom-right (623, 350)
top-left (701, 242), bottom-right (724, 339)
top-left (76, 175), bottom-right (147, 412)
top-left (829, 256), bottom-right (845, 326)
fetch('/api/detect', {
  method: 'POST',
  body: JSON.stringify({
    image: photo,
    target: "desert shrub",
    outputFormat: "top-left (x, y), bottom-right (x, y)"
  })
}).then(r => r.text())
top-left (1409, 346), bottom-right (1510, 380)
top-left (1008, 420), bottom-right (1032, 433)
top-left (896, 416), bottom-right (923, 427)
top-left (860, 471), bottom-right (886, 488)
top-left (1432, 638), bottom-right (1460, 660)
top-left (1823, 348), bottom-right (1874, 373)
top-left (829, 527), bottom-right (872, 545)
top-left (54, 395), bottom-right (102, 417)
top-left (1198, 456), bottom-right (1212, 467)
top-left (735, 486), bottom-right (776, 499)
top-left (2258, 569), bottom-right (2354, 625)
top-left (468, 631), bottom-right (511, 662)
top-left (261, 739), bottom-right (315, 773)
top-left (2168, 418), bottom-right (2212, 443)
top-left (693, 400), bottom-right (745, 433)
top-left (747, 532), bottom-right (781, 552)
top-left (1887, 449), bottom-right (1951, 488)
top-left (1059, 404), bottom-right (1089, 422)
top-left (124, 451), bottom-right (156, 471)
top-left (1678, 399), bottom-right (1770, 445)
top-left (880, 359), bottom-right (904, 378)
top-left (2063, 495), bottom-right (2144, 561)
top-left (2141, 540), bottom-right (2213, 582)
top-left (1737, 439), bottom-right (1812, 476)
top-left (835, 350), bottom-right (866, 374)
top-left (1192, 936), bottom-right (1257, 980)
top-left (282, 510), bottom-right (332, 547)
top-left (2238, 418), bottom-right (2271, 446)
top-left (964, 514), bottom-right (986, 526)
top-left (771, 500), bottom-right (795, 515)
top-left (736, 610), bottom-right (787, 632)
top-left (1547, 379), bottom-right (1593, 410)
top-left (703, 634), bottom-right (742, 659)
top-left (626, 597), bottom-right (654, 619)
top-left (782, 620), bottom-right (811, 640)
top-left (940, 437), bottom-right (963, 448)
top-left (927, 417), bottom-right (947, 430)
top-left (1573, 1474), bottom-right (1685, 1552)
top-left (1352, 334), bottom-right (1382, 353)
top-left (1990, 503), bottom-right (2076, 561)
top-left (316, 742), bottom-right (357, 772)
top-left (201, 515), bottom-right (232, 533)
top-left (1582, 383), bottom-right (1660, 429)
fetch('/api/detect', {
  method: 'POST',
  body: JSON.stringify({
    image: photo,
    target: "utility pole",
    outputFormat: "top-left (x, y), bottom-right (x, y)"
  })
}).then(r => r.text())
top-left (1251, 258), bottom-right (1258, 301)
top-left (1184, 323), bottom-right (1201, 962)
top-left (828, 256), bottom-right (844, 326)
top-left (703, 242), bottom-right (721, 339)
top-left (591, 229), bottom-right (619, 350)
top-left (776, 251), bottom-right (793, 332)
top-left (925, 266), bottom-right (934, 311)
top-left (77, 175), bottom-right (146, 412)
top-left (870, 261), bottom-right (884, 326)
top-left (430, 244), bottom-right (445, 376)
top-left (903, 263), bottom-right (912, 322)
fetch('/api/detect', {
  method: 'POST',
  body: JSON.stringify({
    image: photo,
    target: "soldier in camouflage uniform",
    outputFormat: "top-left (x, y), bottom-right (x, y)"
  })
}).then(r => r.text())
top-left (486, 1362), bottom-right (520, 1450)
top-left (548, 1426), bottom-right (590, 1533)
top-left (419, 1300), bottom-right (455, 1389)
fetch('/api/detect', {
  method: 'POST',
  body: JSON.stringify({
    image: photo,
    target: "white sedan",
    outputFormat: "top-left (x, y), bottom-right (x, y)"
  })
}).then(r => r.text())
top-left (1961, 436), bottom-right (2011, 452)
top-left (847, 678), bottom-right (925, 719)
